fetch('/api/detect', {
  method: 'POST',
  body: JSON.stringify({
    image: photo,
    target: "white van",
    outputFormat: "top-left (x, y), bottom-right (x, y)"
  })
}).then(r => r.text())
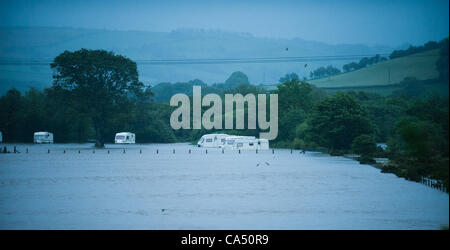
top-left (197, 134), bottom-right (229, 148)
top-left (115, 132), bottom-right (135, 144)
top-left (34, 132), bottom-right (54, 144)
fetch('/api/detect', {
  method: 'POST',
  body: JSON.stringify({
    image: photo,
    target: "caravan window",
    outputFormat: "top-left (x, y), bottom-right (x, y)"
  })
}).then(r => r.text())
top-left (221, 139), bottom-right (225, 143)
top-left (126, 136), bottom-right (130, 139)
top-left (116, 135), bottom-right (125, 139)
top-left (227, 140), bottom-right (235, 145)
top-left (237, 143), bottom-right (243, 147)
top-left (206, 138), bottom-right (213, 142)
top-left (249, 142), bottom-right (254, 146)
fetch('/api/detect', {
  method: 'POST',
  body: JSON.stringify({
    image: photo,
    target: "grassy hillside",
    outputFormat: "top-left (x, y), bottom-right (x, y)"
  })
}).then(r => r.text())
top-left (308, 49), bottom-right (440, 88)
top-left (263, 49), bottom-right (441, 92)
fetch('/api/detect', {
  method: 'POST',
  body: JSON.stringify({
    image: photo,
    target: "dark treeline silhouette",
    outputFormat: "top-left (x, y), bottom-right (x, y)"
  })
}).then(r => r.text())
top-left (342, 54), bottom-right (388, 73)
top-left (389, 38), bottom-right (448, 59)
top-left (309, 65), bottom-right (341, 79)
top-left (338, 39), bottom-right (448, 74)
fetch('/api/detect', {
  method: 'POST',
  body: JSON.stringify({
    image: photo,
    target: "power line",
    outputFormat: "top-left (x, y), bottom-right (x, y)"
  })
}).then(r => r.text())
top-left (0, 52), bottom-right (444, 66)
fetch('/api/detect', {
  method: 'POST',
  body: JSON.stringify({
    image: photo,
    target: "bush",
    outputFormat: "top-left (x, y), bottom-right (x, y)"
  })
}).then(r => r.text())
top-left (352, 134), bottom-right (377, 156)
top-left (358, 155), bottom-right (376, 164)
top-left (381, 164), bottom-right (399, 174)
top-left (292, 138), bottom-right (305, 150)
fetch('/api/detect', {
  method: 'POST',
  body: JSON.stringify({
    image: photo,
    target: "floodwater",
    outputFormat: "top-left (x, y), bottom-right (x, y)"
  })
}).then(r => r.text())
top-left (0, 143), bottom-right (448, 229)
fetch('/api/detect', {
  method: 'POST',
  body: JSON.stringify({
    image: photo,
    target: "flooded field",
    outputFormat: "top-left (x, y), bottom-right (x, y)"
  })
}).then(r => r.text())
top-left (0, 143), bottom-right (448, 229)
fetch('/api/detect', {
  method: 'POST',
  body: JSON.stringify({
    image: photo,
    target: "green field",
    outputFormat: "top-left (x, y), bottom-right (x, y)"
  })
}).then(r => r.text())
top-left (264, 49), bottom-right (441, 92)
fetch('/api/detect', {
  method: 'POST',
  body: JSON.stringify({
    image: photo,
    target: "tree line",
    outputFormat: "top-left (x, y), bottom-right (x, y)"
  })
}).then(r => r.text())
top-left (389, 39), bottom-right (448, 59)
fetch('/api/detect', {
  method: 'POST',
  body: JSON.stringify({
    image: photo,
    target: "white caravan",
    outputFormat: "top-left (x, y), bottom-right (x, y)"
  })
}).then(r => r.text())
top-left (115, 132), bottom-right (136, 144)
top-left (197, 134), bottom-right (269, 150)
top-left (34, 132), bottom-right (54, 144)
top-left (223, 136), bottom-right (270, 150)
top-left (197, 134), bottom-right (229, 148)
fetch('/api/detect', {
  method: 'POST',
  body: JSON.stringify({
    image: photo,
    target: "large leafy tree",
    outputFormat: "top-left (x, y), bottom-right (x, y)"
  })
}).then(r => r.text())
top-left (275, 80), bottom-right (314, 141)
top-left (50, 49), bottom-right (150, 148)
top-left (308, 92), bottom-right (374, 151)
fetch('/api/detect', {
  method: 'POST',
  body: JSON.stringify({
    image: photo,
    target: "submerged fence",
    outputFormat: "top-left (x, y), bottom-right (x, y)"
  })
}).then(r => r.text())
top-left (1, 145), bottom-right (290, 155)
top-left (420, 177), bottom-right (448, 193)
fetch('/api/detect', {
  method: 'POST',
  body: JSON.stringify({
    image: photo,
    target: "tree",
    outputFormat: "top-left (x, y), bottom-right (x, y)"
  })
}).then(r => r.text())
top-left (50, 49), bottom-right (151, 148)
top-left (436, 38), bottom-right (449, 81)
top-left (310, 65), bottom-right (341, 79)
top-left (274, 80), bottom-right (314, 142)
top-left (279, 73), bottom-right (299, 83)
top-left (224, 71), bottom-right (249, 88)
top-left (275, 79), bottom-right (313, 112)
top-left (343, 62), bottom-right (360, 72)
top-left (308, 92), bottom-right (374, 151)
top-left (0, 89), bottom-right (24, 142)
top-left (352, 134), bottom-right (377, 156)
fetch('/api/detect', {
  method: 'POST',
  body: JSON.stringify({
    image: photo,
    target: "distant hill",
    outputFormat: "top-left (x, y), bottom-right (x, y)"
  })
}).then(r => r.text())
top-left (263, 49), bottom-right (442, 94)
top-left (0, 27), bottom-right (394, 94)
top-left (309, 49), bottom-right (441, 88)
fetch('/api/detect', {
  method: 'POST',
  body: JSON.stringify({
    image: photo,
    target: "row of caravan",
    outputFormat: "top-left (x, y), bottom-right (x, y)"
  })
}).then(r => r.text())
top-left (24, 131), bottom-right (136, 144)
top-left (197, 134), bottom-right (269, 150)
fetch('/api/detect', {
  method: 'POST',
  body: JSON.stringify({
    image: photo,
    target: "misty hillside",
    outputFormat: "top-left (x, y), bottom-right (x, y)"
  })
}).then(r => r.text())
top-left (0, 27), bottom-right (394, 93)
top-left (309, 49), bottom-right (441, 88)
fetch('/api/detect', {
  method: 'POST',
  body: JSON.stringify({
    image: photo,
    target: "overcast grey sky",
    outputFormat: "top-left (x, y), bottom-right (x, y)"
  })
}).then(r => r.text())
top-left (1, 0), bottom-right (448, 47)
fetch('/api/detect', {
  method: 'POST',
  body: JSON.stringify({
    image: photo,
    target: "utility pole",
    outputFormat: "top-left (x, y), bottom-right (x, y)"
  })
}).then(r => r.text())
top-left (388, 68), bottom-right (391, 84)
top-left (263, 67), bottom-right (266, 84)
